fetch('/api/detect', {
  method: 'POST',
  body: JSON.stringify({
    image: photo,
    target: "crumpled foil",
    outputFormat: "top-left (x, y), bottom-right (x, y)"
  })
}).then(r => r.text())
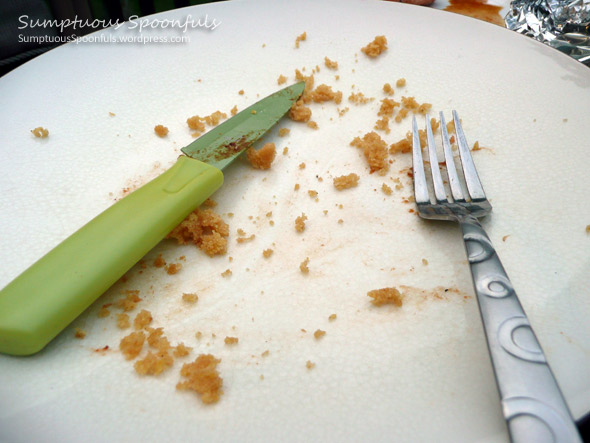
top-left (505, 0), bottom-right (590, 66)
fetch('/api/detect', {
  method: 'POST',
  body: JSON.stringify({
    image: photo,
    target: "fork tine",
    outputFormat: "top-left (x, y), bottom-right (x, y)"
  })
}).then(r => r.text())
top-left (440, 112), bottom-right (465, 202)
top-left (425, 115), bottom-right (448, 203)
top-left (453, 110), bottom-right (486, 200)
top-left (411, 116), bottom-right (430, 204)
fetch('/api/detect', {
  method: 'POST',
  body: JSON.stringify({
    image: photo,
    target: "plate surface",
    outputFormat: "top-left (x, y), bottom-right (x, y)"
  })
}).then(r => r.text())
top-left (1, 1), bottom-right (589, 442)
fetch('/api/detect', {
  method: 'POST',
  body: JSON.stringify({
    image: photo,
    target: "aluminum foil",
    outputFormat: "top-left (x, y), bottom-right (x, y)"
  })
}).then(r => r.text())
top-left (505, 0), bottom-right (590, 66)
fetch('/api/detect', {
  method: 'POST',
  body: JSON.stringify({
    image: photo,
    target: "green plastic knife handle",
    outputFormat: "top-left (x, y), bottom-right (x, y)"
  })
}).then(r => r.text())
top-left (0, 156), bottom-right (223, 356)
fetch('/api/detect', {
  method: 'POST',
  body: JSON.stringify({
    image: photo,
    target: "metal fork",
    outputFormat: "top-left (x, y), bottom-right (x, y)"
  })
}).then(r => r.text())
top-left (412, 111), bottom-right (582, 443)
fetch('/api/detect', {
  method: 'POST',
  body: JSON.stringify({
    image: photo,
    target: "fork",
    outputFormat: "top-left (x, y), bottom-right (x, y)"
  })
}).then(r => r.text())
top-left (412, 111), bottom-right (582, 443)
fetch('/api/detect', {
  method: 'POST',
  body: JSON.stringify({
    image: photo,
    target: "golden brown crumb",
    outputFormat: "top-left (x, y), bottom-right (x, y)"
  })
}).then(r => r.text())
top-left (472, 141), bottom-right (482, 151)
top-left (109, 112), bottom-right (116, 117)
top-left (368, 287), bottom-right (403, 307)
top-left (176, 354), bottom-right (223, 404)
top-left (348, 92), bottom-right (374, 104)
top-left (262, 249), bottom-right (274, 258)
top-left (300, 257), bottom-right (310, 274)
top-left (310, 84), bottom-right (342, 104)
top-left (165, 263), bottom-right (182, 275)
top-left (120, 331), bottom-right (145, 360)
top-left (261, 350), bottom-right (270, 357)
top-left (295, 31), bottom-right (307, 48)
top-left (295, 213), bottom-right (308, 232)
top-left (382, 183), bottom-right (393, 195)
top-left (324, 56), bottom-right (338, 70)
top-left (246, 142), bottom-right (276, 170)
top-left (378, 98), bottom-right (400, 117)
top-left (221, 269), bottom-right (232, 278)
top-left (586, 225), bottom-right (590, 233)
top-left (134, 350), bottom-right (174, 376)
top-left (422, 258), bottom-right (429, 265)
top-left (154, 125), bottom-right (169, 137)
top-left (279, 128), bottom-right (290, 137)
top-left (117, 313), bottom-right (130, 329)
top-left (230, 105), bottom-right (238, 116)
top-left (74, 328), bottom-right (86, 339)
top-left (133, 309), bottom-right (153, 330)
top-left (299, 162), bottom-right (306, 169)
top-left (314, 329), bottom-right (326, 339)
top-left (361, 35), bottom-right (388, 57)
top-left (328, 314), bottom-right (337, 321)
top-left (174, 343), bottom-right (192, 358)
top-left (337, 219), bottom-right (344, 224)
top-left (251, 110), bottom-right (257, 115)
top-left (383, 83), bottom-right (394, 95)
top-left (289, 99), bottom-right (312, 122)
top-left (186, 115), bottom-right (205, 133)
top-left (239, 89), bottom-right (244, 95)
top-left (307, 121), bottom-right (319, 130)
top-left (31, 127), bottom-right (49, 138)
top-left (115, 290), bottom-right (142, 312)
top-left (202, 198), bottom-right (217, 208)
top-left (182, 293), bottom-right (198, 304)
top-left (146, 327), bottom-right (171, 352)
top-left (294, 183), bottom-right (300, 191)
top-left (396, 78), bottom-right (406, 87)
top-left (333, 173), bottom-right (360, 190)
top-left (167, 208), bottom-right (229, 257)
top-left (308, 190), bottom-right (318, 198)
top-left (374, 117), bottom-right (390, 133)
top-left (224, 336), bottom-right (239, 345)
top-left (236, 234), bottom-right (255, 243)
top-left (277, 74), bottom-right (287, 85)
top-left (416, 103), bottom-right (432, 115)
top-left (154, 254), bottom-right (166, 268)
top-left (389, 138), bottom-right (412, 154)
top-left (195, 331), bottom-right (203, 340)
top-left (350, 132), bottom-right (389, 173)
top-left (306, 360), bottom-right (316, 370)
top-left (98, 307), bottom-right (110, 318)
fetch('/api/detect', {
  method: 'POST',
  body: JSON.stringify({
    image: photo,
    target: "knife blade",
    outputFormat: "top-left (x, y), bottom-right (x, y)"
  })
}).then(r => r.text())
top-left (0, 81), bottom-right (305, 356)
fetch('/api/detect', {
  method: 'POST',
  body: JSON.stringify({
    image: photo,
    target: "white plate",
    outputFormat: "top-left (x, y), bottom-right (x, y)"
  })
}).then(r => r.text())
top-left (1, 1), bottom-right (589, 442)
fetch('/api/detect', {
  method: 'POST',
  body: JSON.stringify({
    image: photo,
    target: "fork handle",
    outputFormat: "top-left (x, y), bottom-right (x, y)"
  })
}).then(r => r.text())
top-left (458, 215), bottom-right (581, 443)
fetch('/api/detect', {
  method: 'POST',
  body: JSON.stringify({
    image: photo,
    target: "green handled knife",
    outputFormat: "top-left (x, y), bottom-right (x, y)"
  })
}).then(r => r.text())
top-left (0, 81), bottom-right (305, 356)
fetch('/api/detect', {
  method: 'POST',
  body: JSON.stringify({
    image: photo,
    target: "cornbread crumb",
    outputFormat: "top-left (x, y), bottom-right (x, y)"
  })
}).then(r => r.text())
top-left (350, 132), bottom-right (389, 173)
top-left (348, 92), bottom-right (374, 104)
top-left (262, 249), bottom-right (274, 258)
top-left (289, 99), bottom-right (312, 122)
top-left (98, 307), bottom-right (110, 318)
top-left (422, 259), bottom-right (429, 265)
top-left (338, 107), bottom-right (350, 117)
top-left (147, 327), bottom-right (171, 351)
top-left (167, 208), bottom-right (229, 257)
top-left (195, 331), bottom-right (203, 340)
top-left (382, 183), bottom-right (393, 195)
top-left (328, 314), bottom-right (337, 321)
top-left (176, 354), bottom-right (223, 404)
top-left (154, 254), bottom-right (166, 268)
top-left (299, 162), bottom-right (306, 169)
top-left (310, 84), bottom-right (342, 104)
top-left (154, 125), bottom-right (169, 137)
top-left (224, 336), bottom-right (239, 345)
top-left (472, 141), bottom-right (481, 151)
top-left (120, 331), bottom-right (145, 360)
top-left (295, 213), bottom-right (308, 232)
top-left (109, 112), bottom-right (116, 116)
top-left (389, 138), bottom-right (412, 154)
top-left (300, 257), bottom-right (310, 274)
top-left (203, 198), bottom-right (217, 208)
top-left (74, 328), bottom-right (86, 339)
top-left (295, 31), bottom-right (307, 48)
top-left (239, 89), bottom-right (244, 95)
top-left (307, 121), bottom-right (319, 130)
top-left (117, 313), bottom-right (130, 329)
top-left (368, 287), bottom-right (403, 307)
top-left (133, 309), bottom-right (153, 330)
top-left (186, 116), bottom-right (205, 133)
top-left (337, 219), bottom-right (344, 224)
top-left (586, 225), bottom-right (590, 233)
top-left (246, 142), bottom-right (276, 169)
top-left (182, 293), bottom-right (198, 303)
top-left (383, 83), bottom-right (394, 95)
top-left (294, 183), bottom-right (300, 191)
top-left (333, 173), bottom-right (360, 190)
top-left (279, 128), bottom-right (290, 137)
top-left (261, 350), bottom-right (270, 357)
top-left (236, 234), bottom-right (255, 243)
top-left (31, 127), bottom-right (49, 138)
top-left (374, 117), bottom-right (390, 133)
top-left (314, 329), bottom-right (326, 339)
top-left (116, 290), bottom-right (142, 312)
top-left (308, 190), bottom-right (318, 198)
top-left (174, 343), bottom-right (192, 358)
top-left (230, 105), bottom-right (238, 116)
top-left (221, 269), bottom-right (232, 278)
top-left (306, 360), bottom-right (316, 370)
top-left (251, 110), bottom-right (257, 115)
top-left (324, 56), bottom-right (338, 69)
top-left (361, 35), bottom-right (387, 57)
top-left (165, 263), bottom-right (182, 275)
top-left (378, 98), bottom-right (400, 117)
top-left (277, 74), bottom-right (287, 85)
top-left (396, 78), bottom-right (406, 87)
top-left (134, 350), bottom-right (174, 376)
top-left (283, 147), bottom-right (289, 155)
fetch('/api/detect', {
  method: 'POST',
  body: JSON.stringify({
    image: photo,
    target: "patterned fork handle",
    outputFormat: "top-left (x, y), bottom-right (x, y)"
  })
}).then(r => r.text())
top-left (460, 215), bottom-right (581, 443)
